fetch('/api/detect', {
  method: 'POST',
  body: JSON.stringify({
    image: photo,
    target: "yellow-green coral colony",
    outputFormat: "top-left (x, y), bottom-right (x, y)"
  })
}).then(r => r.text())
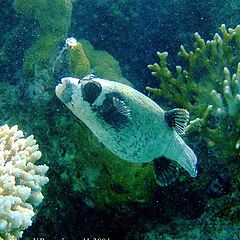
top-left (147, 24), bottom-right (240, 158)
top-left (54, 37), bottom-right (132, 86)
top-left (65, 37), bottom-right (91, 78)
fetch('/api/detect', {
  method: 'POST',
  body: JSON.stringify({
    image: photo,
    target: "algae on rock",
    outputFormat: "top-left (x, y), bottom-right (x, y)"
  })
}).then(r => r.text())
top-left (13, 0), bottom-right (73, 74)
top-left (60, 121), bottom-right (156, 208)
top-left (81, 39), bottom-right (131, 85)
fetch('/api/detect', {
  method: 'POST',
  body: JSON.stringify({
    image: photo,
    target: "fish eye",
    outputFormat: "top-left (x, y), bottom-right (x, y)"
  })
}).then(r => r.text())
top-left (82, 81), bottom-right (102, 104)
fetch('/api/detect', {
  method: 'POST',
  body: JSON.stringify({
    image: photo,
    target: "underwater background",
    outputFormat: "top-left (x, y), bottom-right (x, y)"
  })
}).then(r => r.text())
top-left (0, 0), bottom-right (240, 239)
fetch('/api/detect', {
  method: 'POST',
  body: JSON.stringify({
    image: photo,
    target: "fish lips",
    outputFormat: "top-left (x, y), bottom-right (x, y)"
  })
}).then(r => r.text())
top-left (55, 77), bottom-right (81, 99)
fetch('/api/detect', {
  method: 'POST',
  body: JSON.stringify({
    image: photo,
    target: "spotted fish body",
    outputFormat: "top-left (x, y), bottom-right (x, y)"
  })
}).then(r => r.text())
top-left (56, 75), bottom-right (197, 185)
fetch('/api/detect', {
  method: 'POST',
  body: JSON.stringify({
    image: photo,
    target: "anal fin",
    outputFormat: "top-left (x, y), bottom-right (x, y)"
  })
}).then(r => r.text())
top-left (153, 157), bottom-right (179, 187)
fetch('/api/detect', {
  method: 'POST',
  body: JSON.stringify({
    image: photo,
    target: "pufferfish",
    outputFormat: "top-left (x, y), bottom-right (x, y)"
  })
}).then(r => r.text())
top-left (55, 74), bottom-right (197, 186)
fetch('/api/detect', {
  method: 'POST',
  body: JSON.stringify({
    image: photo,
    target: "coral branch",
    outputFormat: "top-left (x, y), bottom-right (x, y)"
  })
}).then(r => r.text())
top-left (147, 24), bottom-right (240, 158)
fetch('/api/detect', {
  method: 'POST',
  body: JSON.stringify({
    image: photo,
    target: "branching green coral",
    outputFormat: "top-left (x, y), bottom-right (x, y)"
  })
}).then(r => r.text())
top-left (147, 24), bottom-right (240, 158)
top-left (211, 65), bottom-right (240, 119)
top-left (147, 52), bottom-right (198, 109)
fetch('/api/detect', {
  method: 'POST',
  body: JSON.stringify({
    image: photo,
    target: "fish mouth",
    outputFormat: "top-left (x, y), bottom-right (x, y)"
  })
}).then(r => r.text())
top-left (55, 77), bottom-right (81, 98)
top-left (61, 77), bottom-right (81, 85)
top-left (55, 83), bottom-right (65, 98)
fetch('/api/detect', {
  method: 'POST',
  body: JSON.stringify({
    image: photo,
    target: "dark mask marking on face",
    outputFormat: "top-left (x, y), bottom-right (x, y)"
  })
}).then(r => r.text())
top-left (94, 93), bottom-right (131, 130)
top-left (82, 81), bottom-right (102, 104)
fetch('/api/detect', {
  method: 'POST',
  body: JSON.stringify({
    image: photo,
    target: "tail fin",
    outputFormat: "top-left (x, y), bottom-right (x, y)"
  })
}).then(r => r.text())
top-left (164, 134), bottom-right (197, 177)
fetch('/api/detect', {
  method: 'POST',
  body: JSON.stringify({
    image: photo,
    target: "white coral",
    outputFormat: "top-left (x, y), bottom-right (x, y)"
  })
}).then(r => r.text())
top-left (0, 124), bottom-right (49, 240)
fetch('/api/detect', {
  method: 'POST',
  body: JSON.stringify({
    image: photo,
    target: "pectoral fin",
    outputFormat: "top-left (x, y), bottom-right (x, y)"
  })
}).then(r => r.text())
top-left (153, 157), bottom-right (179, 186)
top-left (164, 108), bottom-right (189, 135)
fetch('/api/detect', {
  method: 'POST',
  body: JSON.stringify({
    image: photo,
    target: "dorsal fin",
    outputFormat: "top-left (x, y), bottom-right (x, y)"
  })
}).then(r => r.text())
top-left (164, 108), bottom-right (189, 135)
